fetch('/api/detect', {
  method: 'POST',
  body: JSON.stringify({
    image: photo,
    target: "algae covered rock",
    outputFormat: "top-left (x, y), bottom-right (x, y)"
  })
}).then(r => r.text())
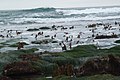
top-left (3, 61), bottom-right (37, 76)
top-left (76, 55), bottom-right (120, 76)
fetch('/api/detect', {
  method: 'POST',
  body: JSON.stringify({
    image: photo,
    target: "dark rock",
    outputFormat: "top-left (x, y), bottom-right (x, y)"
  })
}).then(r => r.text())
top-left (39, 27), bottom-right (51, 30)
top-left (115, 40), bottom-right (120, 43)
top-left (95, 34), bottom-right (118, 39)
top-left (76, 55), bottom-right (120, 76)
top-left (88, 24), bottom-right (96, 28)
top-left (27, 28), bottom-right (39, 31)
top-left (52, 41), bottom-right (58, 43)
top-left (3, 61), bottom-right (37, 76)
top-left (96, 23), bottom-right (104, 26)
top-left (45, 35), bottom-right (50, 37)
top-left (52, 25), bottom-right (56, 28)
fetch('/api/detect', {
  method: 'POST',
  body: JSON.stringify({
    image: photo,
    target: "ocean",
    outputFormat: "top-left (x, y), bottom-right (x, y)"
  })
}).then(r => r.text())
top-left (0, 6), bottom-right (120, 25)
top-left (0, 6), bottom-right (120, 52)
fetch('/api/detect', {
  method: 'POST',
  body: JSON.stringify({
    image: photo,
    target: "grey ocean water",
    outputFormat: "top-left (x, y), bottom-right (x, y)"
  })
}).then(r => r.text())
top-left (0, 6), bottom-right (120, 26)
top-left (0, 6), bottom-right (120, 52)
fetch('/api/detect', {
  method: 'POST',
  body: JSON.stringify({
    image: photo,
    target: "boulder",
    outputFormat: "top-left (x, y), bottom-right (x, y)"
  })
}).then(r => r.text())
top-left (76, 55), bottom-right (120, 76)
top-left (3, 61), bottom-right (37, 76)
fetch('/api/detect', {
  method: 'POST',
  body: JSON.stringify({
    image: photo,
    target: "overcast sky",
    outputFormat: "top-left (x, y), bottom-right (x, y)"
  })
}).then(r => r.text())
top-left (0, 0), bottom-right (120, 10)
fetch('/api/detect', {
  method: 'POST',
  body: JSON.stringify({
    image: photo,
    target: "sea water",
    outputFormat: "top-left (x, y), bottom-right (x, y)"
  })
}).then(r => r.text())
top-left (0, 6), bottom-right (120, 52)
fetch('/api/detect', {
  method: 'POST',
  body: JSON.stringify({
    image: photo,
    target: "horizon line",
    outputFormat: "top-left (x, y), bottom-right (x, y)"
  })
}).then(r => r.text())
top-left (0, 5), bottom-right (120, 11)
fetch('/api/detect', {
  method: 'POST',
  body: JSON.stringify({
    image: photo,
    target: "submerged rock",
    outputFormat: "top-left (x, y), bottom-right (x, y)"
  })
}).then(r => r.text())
top-left (76, 55), bottom-right (120, 76)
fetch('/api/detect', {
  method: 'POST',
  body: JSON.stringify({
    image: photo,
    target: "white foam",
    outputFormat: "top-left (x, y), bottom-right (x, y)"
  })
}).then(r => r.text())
top-left (57, 7), bottom-right (120, 15)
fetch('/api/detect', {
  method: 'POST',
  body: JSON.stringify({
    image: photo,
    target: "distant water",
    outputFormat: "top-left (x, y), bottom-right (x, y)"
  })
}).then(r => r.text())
top-left (0, 6), bottom-right (120, 25)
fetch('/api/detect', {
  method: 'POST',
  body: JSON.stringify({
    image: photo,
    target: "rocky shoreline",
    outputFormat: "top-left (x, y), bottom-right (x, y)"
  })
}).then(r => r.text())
top-left (0, 45), bottom-right (120, 80)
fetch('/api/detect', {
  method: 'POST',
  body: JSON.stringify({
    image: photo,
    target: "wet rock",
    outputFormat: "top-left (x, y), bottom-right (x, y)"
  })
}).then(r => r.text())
top-left (31, 39), bottom-right (52, 44)
top-left (52, 40), bottom-right (58, 43)
top-left (27, 28), bottom-right (39, 31)
top-left (87, 24), bottom-right (96, 28)
top-left (115, 40), bottom-right (120, 43)
top-left (76, 55), bottom-right (120, 76)
top-left (39, 27), bottom-right (51, 30)
top-left (45, 35), bottom-right (50, 37)
top-left (95, 34), bottom-right (118, 39)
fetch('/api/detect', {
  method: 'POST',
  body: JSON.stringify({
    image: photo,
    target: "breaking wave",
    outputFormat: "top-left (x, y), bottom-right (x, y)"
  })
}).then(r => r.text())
top-left (0, 6), bottom-right (120, 25)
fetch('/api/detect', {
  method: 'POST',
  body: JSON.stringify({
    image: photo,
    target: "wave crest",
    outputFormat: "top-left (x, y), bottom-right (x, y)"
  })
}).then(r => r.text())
top-left (22, 7), bottom-right (56, 12)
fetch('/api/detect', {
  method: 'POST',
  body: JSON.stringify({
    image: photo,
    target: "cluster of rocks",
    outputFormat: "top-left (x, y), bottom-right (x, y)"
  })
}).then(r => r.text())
top-left (1, 54), bottom-right (120, 79)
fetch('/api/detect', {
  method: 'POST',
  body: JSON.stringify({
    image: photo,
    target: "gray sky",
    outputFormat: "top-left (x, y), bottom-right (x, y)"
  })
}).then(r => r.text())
top-left (0, 0), bottom-right (120, 10)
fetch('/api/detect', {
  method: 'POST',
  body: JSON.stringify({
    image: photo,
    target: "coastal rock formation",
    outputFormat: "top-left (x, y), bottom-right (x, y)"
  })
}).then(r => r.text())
top-left (76, 55), bottom-right (120, 76)
top-left (3, 61), bottom-right (37, 76)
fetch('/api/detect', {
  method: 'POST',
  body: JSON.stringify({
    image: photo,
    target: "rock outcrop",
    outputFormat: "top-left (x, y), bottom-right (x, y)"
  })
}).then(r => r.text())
top-left (76, 55), bottom-right (120, 76)
top-left (3, 61), bottom-right (37, 76)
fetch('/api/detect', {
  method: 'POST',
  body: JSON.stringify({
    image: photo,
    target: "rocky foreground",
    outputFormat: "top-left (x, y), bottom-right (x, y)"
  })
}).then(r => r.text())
top-left (1, 44), bottom-right (120, 80)
top-left (1, 54), bottom-right (120, 80)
